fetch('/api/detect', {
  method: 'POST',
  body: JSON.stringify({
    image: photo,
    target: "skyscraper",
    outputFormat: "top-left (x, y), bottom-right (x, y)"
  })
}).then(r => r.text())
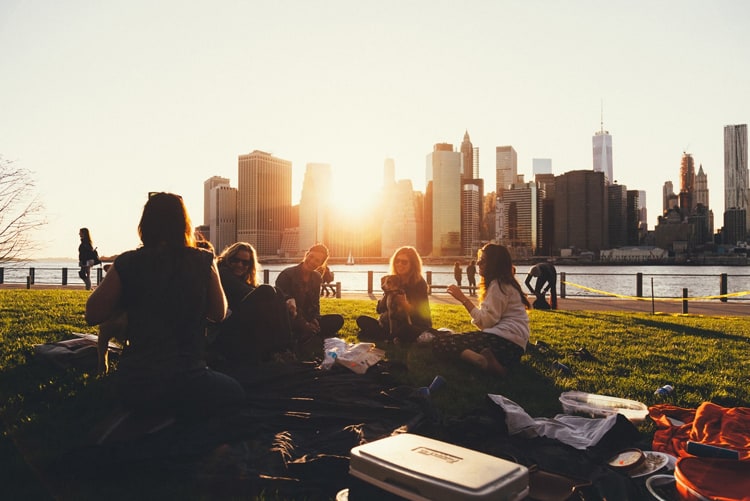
top-left (593, 122), bottom-right (613, 184)
top-left (427, 143), bottom-right (461, 256)
top-left (459, 131), bottom-right (483, 256)
top-left (460, 131), bottom-right (474, 181)
top-left (679, 152), bottom-right (696, 216)
top-left (695, 165), bottom-right (709, 209)
top-left (532, 158), bottom-right (552, 176)
top-left (500, 181), bottom-right (541, 258)
top-left (724, 124), bottom-right (749, 227)
top-left (203, 175), bottom-right (230, 226)
top-left (495, 146), bottom-right (517, 197)
top-left (298, 163), bottom-right (332, 253)
top-left (208, 184), bottom-right (237, 255)
top-left (237, 150), bottom-right (292, 256)
top-left (554, 170), bottom-right (608, 252)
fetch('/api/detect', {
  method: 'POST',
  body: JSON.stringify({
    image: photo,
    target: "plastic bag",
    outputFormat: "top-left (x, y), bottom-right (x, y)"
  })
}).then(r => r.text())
top-left (321, 337), bottom-right (385, 374)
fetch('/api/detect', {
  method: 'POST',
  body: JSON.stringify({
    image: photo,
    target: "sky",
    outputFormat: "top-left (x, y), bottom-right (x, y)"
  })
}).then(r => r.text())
top-left (1, 0), bottom-right (749, 259)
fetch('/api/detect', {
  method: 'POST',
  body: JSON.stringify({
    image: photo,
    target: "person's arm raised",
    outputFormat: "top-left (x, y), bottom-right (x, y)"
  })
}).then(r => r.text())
top-left (206, 260), bottom-right (228, 323)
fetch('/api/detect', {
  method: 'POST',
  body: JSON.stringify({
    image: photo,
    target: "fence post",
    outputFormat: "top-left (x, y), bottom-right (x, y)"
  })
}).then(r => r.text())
top-left (26, 276), bottom-right (31, 289)
top-left (636, 272), bottom-right (643, 297)
top-left (560, 272), bottom-right (566, 298)
top-left (367, 271), bottom-right (373, 294)
top-left (0, 267), bottom-right (4, 284)
top-left (720, 273), bottom-right (728, 303)
top-left (263, 269), bottom-right (270, 284)
top-left (335, 282), bottom-right (341, 299)
top-left (96, 267), bottom-right (103, 285)
top-left (62, 268), bottom-right (68, 286)
top-left (29, 267), bottom-right (35, 285)
top-left (426, 271), bottom-right (433, 295)
top-left (682, 288), bottom-right (688, 314)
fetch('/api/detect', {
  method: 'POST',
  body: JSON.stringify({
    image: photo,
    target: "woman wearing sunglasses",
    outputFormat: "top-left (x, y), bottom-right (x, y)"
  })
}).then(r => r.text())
top-left (356, 246), bottom-right (433, 343)
top-left (212, 242), bottom-right (292, 364)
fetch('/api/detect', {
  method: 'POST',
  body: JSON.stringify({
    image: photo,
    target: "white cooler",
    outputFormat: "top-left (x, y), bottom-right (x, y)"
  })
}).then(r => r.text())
top-left (349, 433), bottom-right (529, 501)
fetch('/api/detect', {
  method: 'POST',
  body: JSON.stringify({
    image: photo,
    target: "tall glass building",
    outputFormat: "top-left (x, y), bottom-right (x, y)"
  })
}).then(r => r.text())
top-left (724, 124), bottom-right (748, 228)
top-left (237, 150), bottom-right (292, 256)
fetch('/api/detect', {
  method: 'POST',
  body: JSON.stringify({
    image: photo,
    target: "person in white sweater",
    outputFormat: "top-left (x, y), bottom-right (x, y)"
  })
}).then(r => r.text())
top-left (432, 243), bottom-right (531, 376)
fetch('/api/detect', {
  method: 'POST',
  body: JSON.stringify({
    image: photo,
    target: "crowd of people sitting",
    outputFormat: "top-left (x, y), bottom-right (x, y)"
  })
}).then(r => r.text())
top-left (84, 192), bottom-right (563, 423)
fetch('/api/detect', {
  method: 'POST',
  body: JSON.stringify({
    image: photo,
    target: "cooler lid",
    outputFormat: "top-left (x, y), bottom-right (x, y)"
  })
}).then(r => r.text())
top-left (352, 433), bottom-right (525, 492)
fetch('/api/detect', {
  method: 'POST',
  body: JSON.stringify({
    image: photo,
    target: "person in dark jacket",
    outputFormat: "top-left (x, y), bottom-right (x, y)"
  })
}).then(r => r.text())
top-left (275, 244), bottom-right (344, 353)
top-left (213, 242), bottom-right (292, 364)
top-left (78, 227), bottom-right (96, 290)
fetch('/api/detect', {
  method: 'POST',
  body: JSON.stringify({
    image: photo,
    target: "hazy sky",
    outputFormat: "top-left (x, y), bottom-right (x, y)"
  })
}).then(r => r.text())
top-left (2, 0), bottom-right (749, 259)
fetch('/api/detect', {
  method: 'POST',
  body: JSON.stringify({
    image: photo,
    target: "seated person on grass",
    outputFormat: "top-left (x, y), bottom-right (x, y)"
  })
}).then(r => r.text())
top-left (425, 243), bottom-right (530, 377)
top-left (211, 242), bottom-right (292, 364)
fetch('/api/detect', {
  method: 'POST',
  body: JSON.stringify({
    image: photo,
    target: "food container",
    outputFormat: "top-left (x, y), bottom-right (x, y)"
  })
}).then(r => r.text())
top-left (558, 391), bottom-right (649, 423)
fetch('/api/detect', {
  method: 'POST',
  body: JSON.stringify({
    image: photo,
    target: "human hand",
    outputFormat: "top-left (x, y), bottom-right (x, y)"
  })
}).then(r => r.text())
top-left (286, 298), bottom-right (297, 318)
top-left (446, 284), bottom-right (465, 302)
top-left (303, 319), bottom-right (321, 335)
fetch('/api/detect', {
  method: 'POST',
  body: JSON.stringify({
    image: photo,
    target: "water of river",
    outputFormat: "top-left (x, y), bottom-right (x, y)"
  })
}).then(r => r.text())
top-left (4, 260), bottom-right (750, 300)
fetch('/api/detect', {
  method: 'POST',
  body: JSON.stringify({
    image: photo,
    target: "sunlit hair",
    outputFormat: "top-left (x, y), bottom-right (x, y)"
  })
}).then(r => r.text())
top-left (79, 227), bottom-right (92, 246)
top-left (217, 242), bottom-right (259, 287)
top-left (389, 246), bottom-right (424, 286)
top-left (138, 192), bottom-right (195, 249)
top-left (477, 243), bottom-right (530, 309)
top-left (306, 243), bottom-right (330, 266)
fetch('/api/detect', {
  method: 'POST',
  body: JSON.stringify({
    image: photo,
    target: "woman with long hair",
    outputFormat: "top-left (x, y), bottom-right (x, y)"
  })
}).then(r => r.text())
top-left (431, 243), bottom-right (530, 376)
top-left (85, 192), bottom-right (245, 421)
top-left (78, 227), bottom-right (95, 290)
top-left (356, 246), bottom-right (433, 343)
top-left (212, 242), bottom-right (292, 364)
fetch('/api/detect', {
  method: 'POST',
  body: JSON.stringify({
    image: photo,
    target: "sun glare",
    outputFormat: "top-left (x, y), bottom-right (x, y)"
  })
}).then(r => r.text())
top-left (329, 177), bottom-right (378, 220)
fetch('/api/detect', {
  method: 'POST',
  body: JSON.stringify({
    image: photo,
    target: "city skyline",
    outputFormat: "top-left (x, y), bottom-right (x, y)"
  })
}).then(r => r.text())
top-left (1, 1), bottom-right (749, 259)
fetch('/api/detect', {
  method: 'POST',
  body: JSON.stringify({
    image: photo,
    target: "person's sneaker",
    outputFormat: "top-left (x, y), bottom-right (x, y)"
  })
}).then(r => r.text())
top-left (416, 331), bottom-right (435, 344)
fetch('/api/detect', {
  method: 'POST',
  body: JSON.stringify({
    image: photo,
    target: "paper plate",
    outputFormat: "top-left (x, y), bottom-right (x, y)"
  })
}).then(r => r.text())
top-left (629, 451), bottom-right (671, 478)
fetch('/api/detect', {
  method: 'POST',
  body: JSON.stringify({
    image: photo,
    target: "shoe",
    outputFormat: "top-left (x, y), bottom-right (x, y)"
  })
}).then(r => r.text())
top-left (573, 347), bottom-right (596, 361)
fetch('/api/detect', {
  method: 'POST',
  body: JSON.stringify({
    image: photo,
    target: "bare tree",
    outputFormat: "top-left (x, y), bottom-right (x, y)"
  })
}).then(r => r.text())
top-left (0, 156), bottom-right (46, 262)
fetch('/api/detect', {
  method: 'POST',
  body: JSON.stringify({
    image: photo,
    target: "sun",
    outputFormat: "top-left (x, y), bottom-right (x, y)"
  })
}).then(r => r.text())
top-left (328, 176), bottom-right (378, 220)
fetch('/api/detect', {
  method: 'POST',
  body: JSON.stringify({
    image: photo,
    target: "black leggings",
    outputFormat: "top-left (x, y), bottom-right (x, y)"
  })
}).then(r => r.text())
top-left (431, 331), bottom-right (524, 368)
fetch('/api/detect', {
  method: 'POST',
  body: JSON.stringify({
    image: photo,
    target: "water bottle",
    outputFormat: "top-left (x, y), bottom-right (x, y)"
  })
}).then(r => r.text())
top-left (654, 384), bottom-right (674, 397)
top-left (416, 375), bottom-right (446, 398)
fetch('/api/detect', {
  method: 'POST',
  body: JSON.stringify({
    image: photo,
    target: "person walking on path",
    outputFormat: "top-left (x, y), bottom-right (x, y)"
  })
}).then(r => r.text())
top-left (78, 228), bottom-right (96, 290)
top-left (466, 259), bottom-right (477, 296)
top-left (525, 262), bottom-right (558, 309)
top-left (428, 243), bottom-right (531, 376)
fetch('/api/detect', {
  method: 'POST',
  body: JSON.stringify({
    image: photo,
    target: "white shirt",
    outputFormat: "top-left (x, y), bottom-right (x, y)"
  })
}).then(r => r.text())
top-left (469, 279), bottom-right (530, 350)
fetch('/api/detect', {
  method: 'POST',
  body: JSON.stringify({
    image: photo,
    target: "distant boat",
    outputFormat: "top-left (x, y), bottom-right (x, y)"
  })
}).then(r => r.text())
top-left (346, 251), bottom-right (355, 265)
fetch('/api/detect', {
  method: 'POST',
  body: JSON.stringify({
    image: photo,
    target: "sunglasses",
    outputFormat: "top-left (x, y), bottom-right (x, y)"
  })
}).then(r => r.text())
top-left (229, 257), bottom-right (251, 266)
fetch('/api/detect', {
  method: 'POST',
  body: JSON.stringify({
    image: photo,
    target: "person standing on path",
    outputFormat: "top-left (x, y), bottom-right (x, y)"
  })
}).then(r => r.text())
top-left (78, 228), bottom-right (95, 290)
top-left (466, 259), bottom-right (477, 296)
top-left (453, 261), bottom-right (463, 287)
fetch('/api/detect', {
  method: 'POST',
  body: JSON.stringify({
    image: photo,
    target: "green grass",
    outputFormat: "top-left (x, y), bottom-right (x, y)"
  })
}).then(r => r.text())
top-left (2, 290), bottom-right (750, 499)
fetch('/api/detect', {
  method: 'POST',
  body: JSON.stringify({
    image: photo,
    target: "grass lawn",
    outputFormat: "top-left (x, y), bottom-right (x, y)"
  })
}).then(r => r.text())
top-left (2, 290), bottom-right (750, 499)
